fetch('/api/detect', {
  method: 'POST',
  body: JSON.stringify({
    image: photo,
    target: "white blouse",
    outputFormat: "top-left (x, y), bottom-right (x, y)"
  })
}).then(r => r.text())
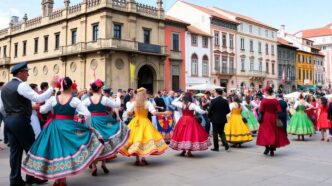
top-left (171, 98), bottom-right (206, 114)
top-left (82, 96), bottom-right (121, 108)
top-left (294, 100), bottom-right (311, 109)
top-left (40, 96), bottom-right (91, 122)
top-left (126, 101), bottom-right (156, 114)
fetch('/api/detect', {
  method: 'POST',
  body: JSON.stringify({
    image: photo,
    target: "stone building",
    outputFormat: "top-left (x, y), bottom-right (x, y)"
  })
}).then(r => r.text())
top-left (0, 0), bottom-right (167, 93)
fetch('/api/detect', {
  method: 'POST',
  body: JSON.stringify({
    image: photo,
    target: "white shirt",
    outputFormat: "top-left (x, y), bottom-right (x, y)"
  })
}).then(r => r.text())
top-left (14, 77), bottom-right (54, 103)
top-left (82, 96), bottom-right (121, 108)
top-left (171, 98), bottom-right (206, 114)
top-left (126, 101), bottom-right (156, 114)
top-left (0, 91), bottom-right (4, 116)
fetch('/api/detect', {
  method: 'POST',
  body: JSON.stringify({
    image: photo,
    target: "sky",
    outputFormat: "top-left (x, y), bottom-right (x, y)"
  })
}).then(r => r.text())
top-left (0, 0), bottom-right (331, 33)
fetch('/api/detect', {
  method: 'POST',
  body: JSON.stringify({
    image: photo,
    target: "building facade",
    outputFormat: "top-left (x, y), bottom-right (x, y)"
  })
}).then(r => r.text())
top-left (184, 26), bottom-right (211, 87)
top-left (212, 8), bottom-right (278, 92)
top-left (312, 47), bottom-right (325, 88)
top-left (0, 0), bottom-right (167, 93)
top-left (167, 1), bottom-right (238, 91)
top-left (295, 23), bottom-right (332, 89)
top-left (164, 16), bottom-right (189, 91)
top-left (296, 50), bottom-right (314, 89)
top-left (277, 38), bottom-right (297, 93)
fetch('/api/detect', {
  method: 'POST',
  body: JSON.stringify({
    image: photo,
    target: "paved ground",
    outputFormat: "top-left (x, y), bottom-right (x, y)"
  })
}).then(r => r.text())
top-left (1, 131), bottom-right (332, 186)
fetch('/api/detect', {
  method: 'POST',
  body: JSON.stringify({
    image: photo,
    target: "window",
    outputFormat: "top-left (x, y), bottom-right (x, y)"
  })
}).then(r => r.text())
top-left (71, 29), bottom-right (77, 44)
top-left (23, 41), bottom-right (27, 56)
top-left (191, 54), bottom-right (198, 76)
top-left (241, 58), bottom-right (245, 71)
top-left (299, 69), bottom-right (301, 79)
top-left (202, 36), bottom-right (208, 48)
top-left (250, 40), bottom-right (254, 52)
top-left (278, 65), bottom-right (283, 77)
top-left (3, 45), bottom-right (6, 57)
top-left (250, 58), bottom-right (254, 71)
top-left (222, 33), bottom-right (227, 47)
top-left (258, 28), bottom-right (261, 36)
top-left (111, 24), bottom-right (121, 40)
top-left (14, 43), bottom-right (18, 58)
top-left (266, 61), bottom-right (269, 73)
top-left (240, 38), bottom-right (245, 50)
top-left (271, 45), bottom-right (274, 55)
top-left (229, 34), bottom-right (234, 48)
top-left (55, 32), bottom-right (60, 50)
top-left (222, 56), bottom-right (227, 73)
top-left (229, 57), bottom-right (234, 73)
top-left (249, 25), bottom-right (253, 33)
top-left (214, 55), bottom-right (220, 71)
top-left (191, 34), bottom-right (197, 46)
top-left (271, 32), bottom-right (274, 38)
top-left (92, 23), bottom-right (99, 41)
top-left (34, 37), bottom-right (39, 54)
top-left (310, 70), bottom-right (312, 80)
top-left (240, 23), bottom-right (243, 31)
top-left (44, 35), bottom-right (49, 52)
top-left (172, 33), bottom-right (179, 51)
top-left (272, 63), bottom-right (275, 75)
top-left (265, 43), bottom-right (269, 55)
top-left (259, 59), bottom-right (262, 72)
top-left (258, 42), bottom-right (262, 53)
top-left (202, 55), bottom-right (208, 76)
top-left (303, 69), bottom-right (305, 79)
top-left (265, 29), bottom-right (268, 37)
top-left (214, 31), bottom-right (219, 46)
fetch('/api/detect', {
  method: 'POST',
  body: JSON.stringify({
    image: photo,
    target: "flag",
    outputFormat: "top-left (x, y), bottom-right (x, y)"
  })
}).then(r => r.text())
top-left (280, 68), bottom-right (285, 84)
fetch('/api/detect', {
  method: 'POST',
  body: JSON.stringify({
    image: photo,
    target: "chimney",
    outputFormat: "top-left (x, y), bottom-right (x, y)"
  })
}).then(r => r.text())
top-left (279, 25), bottom-right (285, 38)
top-left (11, 16), bottom-right (19, 25)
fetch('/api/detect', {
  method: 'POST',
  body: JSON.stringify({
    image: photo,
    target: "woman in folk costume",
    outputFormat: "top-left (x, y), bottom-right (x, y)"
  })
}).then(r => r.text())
top-left (170, 92), bottom-right (211, 157)
top-left (256, 86), bottom-right (290, 156)
top-left (317, 97), bottom-right (331, 142)
top-left (252, 95), bottom-right (261, 120)
top-left (305, 95), bottom-right (318, 131)
top-left (83, 79), bottom-right (130, 176)
top-left (119, 87), bottom-right (169, 166)
top-left (22, 77), bottom-right (104, 186)
top-left (287, 93), bottom-right (315, 141)
top-left (224, 96), bottom-right (253, 147)
top-left (241, 96), bottom-right (259, 132)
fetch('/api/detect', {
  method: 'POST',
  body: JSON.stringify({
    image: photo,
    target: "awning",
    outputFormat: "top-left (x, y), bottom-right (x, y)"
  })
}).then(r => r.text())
top-left (297, 85), bottom-right (316, 90)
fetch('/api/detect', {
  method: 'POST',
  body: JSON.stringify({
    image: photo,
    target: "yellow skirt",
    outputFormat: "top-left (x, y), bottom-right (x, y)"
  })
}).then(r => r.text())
top-left (119, 117), bottom-right (168, 157)
top-left (225, 114), bottom-right (253, 144)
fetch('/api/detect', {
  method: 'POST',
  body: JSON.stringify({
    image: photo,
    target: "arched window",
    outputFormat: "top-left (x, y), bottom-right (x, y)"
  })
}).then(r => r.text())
top-left (191, 54), bottom-right (198, 76)
top-left (202, 55), bottom-right (209, 76)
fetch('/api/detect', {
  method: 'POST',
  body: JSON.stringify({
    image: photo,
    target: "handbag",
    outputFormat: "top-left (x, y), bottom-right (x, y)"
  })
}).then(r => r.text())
top-left (276, 119), bottom-right (283, 128)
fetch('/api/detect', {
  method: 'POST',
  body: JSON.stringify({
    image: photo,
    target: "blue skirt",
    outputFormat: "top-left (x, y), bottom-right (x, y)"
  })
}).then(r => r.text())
top-left (22, 118), bottom-right (104, 180)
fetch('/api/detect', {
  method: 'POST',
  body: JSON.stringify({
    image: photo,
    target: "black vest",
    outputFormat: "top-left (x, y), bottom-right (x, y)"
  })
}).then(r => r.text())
top-left (1, 78), bottom-right (32, 118)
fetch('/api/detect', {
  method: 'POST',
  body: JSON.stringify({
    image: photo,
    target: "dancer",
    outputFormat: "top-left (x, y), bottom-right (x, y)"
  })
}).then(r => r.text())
top-left (170, 92), bottom-right (211, 157)
top-left (119, 87), bottom-right (169, 166)
top-left (83, 79), bottom-right (130, 176)
top-left (287, 93), bottom-right (315, 141)
top-left (317, 97), bottom-right (331, 142)
top-left (224, 96), bottom-right (253, 147)
top-left (22, 77), bottom-right (104, 186)
top-left (256, 86), bottom-right (290, 156)
top-left (241, 96), bottom-right (259, 132)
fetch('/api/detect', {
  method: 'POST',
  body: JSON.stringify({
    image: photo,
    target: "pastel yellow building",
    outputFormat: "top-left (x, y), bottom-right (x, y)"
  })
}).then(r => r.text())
top-left (0, 0), bottom-right (167, 93)
top-left (296, 50), bottom-right (314, 88)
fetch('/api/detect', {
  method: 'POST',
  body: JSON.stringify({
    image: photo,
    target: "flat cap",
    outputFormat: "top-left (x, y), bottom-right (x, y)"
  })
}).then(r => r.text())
top-left (103, 87), bottom-right (112, 94)
top-left (11, 62), bottom-right (30, 74)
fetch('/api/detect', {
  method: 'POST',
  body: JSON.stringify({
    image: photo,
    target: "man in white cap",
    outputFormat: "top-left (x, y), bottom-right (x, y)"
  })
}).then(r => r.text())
top-left (1, 61), bottom-right (57, 186)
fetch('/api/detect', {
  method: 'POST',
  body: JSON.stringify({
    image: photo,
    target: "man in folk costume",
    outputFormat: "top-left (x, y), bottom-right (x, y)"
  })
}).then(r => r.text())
top-left (1, 62), bottom-right (57, 186)
top-left (208, 88), bottom-right (230, 151)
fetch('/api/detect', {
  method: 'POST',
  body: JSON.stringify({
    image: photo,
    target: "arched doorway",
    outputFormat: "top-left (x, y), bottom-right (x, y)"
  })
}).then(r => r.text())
top-left (137, 65), bottom-right (155, 93)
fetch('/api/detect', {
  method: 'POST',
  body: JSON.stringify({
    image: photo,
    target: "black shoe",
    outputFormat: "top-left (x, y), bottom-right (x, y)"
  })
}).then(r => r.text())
top-left (270, 150), bottom-right (274, 156)
top-left (211, 148), bottom-right (219, 152)
top-left (26, 178), bottom-right (48, 185)
top-left (10, 180), bottom-right (26, 186)
top-left (263, 147), bottom-right (269, 155)
top-left (224, 144), bottom-right (229, 151)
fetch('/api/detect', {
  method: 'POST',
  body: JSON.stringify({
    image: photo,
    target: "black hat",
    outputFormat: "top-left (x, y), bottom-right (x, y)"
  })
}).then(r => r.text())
top-left (11, 62), bottom-right (30, 74)
top-left (216, 88), bottom-right (224, 95)
top-left (103, 87), bottom-right (111, 94)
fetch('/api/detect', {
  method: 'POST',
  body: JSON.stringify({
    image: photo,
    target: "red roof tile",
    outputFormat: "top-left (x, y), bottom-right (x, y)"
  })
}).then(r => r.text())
top-left (187, 25), bottom-right (211, 37)
top-left (277, 37), bottom-right (298, 48)
top-left (180, 1), bottom-right (239, 25)
top-left (165, 15), bottom-right (191, 26)
top-left (295, 24), bottom-right (332, 38)
top-left (212, 7), bottom-right (278, 31)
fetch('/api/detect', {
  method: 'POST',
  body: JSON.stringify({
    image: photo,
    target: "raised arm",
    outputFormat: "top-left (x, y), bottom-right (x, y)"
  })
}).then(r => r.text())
top-left (40, 96), bottom-right (55, 114)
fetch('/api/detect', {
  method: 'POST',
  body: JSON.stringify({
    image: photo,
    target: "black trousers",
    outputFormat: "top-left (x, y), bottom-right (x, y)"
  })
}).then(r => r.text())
top-left (4, 116), bottom-right (36, 184)
top-left (212, 123), bottom-right (228, 149)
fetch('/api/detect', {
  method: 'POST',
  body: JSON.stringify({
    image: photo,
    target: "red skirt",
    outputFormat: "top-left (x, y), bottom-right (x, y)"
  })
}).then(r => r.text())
top-left (317, 112), bottom-right (331, 129)
top-left (169, 115), bottom-right (211, 151)
top-left (256, 112), bottom-right (290, 148)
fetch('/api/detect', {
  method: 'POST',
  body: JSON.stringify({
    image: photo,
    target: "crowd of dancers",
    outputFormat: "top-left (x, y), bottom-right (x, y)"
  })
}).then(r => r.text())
top-left (0, 62), bottom-right (331, 186)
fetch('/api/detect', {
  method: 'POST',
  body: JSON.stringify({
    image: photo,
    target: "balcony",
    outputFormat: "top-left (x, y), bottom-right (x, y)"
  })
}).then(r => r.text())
top-left (215, 67), bottom-right (236, 77)
top-left (0, 57), bottom-right (10, 65)
top-left (61, 38), bottom-right (167, 57)
top-left (170, 50), bottom-right (182, 60)
top-left (246, 70), bottom-right (267, 81)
